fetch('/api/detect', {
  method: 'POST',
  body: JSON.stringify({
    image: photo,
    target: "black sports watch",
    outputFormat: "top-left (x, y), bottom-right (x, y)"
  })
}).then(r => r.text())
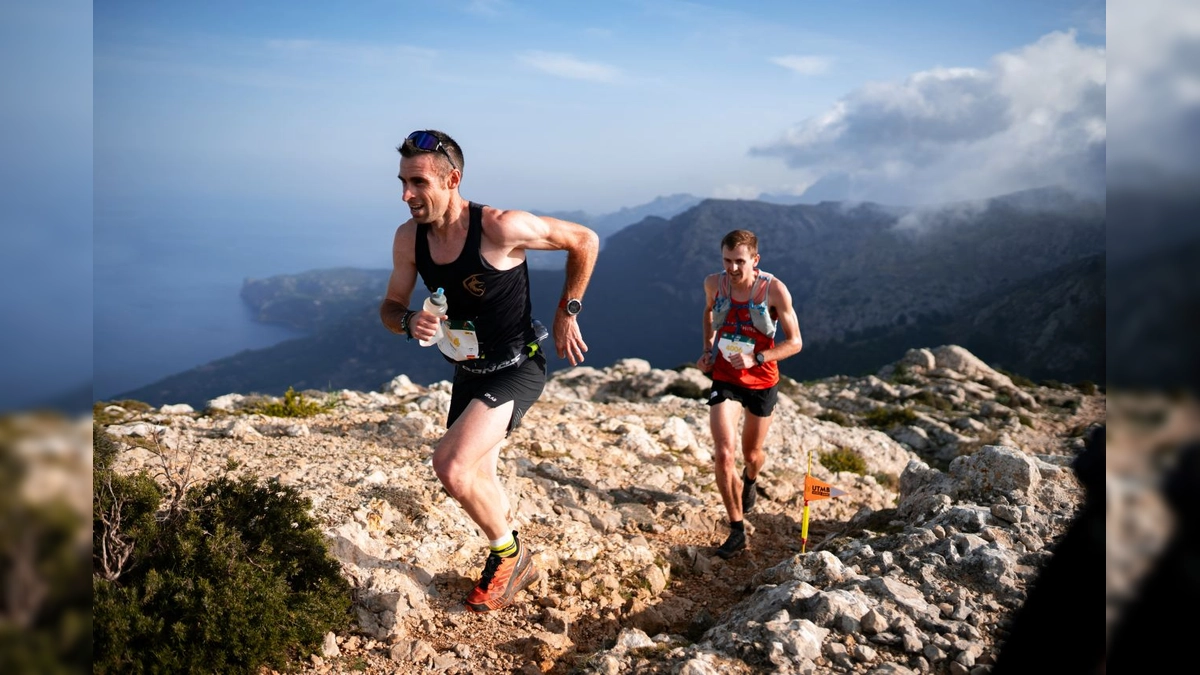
top-left (560, 298), bottom-right (583, 316)
top-left (755, 352), bottom-right (766, 366)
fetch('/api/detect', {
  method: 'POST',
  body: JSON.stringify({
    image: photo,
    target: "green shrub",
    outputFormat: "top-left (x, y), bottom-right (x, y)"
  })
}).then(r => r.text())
top-left (906, 390), bottom-right (953, 411)
top-left (664, 379), bottom-right (706, 400)
top-left (999, 370), bottom-right (1036, 388)
top-left (872, 472), bottom-right (899, 490)
top-left (889, 364), bottom-right (919, 386)
top-left (0, 426), bottom-right (92, 674)
top-left (250, 387), bottom-right (332, 418)
top-left (1076, 380), bottom-right (1098, 395)
top-left (93, 399), bottom-right (154, 425)
top-left (819, 447), bottom-right (868, 475)
top-left (861, 407), bottom-right (918, 430)
top-left (93, 427), bottom-right (351, 674)
top-left (816, 410), bottom-right (850, 427)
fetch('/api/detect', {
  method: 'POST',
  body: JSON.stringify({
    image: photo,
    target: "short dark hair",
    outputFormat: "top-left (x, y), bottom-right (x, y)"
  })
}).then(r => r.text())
top-left (721, 229), bottom-right (758, 252)
top-left (397, 129), bottom-right (464, 175)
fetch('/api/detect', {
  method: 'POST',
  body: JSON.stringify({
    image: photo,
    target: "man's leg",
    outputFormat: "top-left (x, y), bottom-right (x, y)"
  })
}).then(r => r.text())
top-left (432, 398), bottom-right (514, 540)
top-left (739, 411), bottom-right (772, 513)
top-left (710, 398), bottom-right (749, 558)
top-left (742, 413), bottom-right (770, 481)
top-left (709, 398), bottom-right (744, 523)
top-left (434, 397), bottom-right (540, 612)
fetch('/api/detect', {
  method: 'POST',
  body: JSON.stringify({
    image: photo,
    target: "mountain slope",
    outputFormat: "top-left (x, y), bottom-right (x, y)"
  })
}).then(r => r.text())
top-left (111, 188), bottom-right (1104, 407)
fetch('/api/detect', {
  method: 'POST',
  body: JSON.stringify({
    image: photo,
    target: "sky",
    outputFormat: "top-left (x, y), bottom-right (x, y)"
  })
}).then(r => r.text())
top-left (92, 0), bottom-right (1107, 217)
top-left (12, 0), bottom-right (1200, 410)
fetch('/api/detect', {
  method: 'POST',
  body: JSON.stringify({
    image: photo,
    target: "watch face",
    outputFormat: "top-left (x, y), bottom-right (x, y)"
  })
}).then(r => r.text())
top-left (566, 299), bottom-right (582, 315)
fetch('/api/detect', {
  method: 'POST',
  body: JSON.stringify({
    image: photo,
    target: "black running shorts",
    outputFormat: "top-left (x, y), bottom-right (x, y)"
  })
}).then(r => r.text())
top-left (706, 379), bottom-right (779, 417)
top-left (448, 354), bottom-right (546, 434)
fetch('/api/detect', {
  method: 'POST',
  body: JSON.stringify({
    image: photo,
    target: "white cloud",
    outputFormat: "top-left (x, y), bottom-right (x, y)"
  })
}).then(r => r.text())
top-left (770, 55), bottom-right (832, 75)
top-left (712, 184), bottom-right (765, 200)
top-left (518, 51), bottom-right (622, 83)
top-left (752, 31), bottom-right (1106, 204)
top-left (1107, 0), bottom-right (1200, 182)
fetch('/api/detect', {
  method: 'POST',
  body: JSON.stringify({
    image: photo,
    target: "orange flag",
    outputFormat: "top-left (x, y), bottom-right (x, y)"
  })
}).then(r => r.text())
top-left (804, 475), bottom-right (848, 501)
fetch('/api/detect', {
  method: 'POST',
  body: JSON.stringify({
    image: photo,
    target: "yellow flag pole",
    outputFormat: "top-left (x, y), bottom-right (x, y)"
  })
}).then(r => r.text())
top-left (801, 500), bottom-right (811, 553)
top-left (801, 447), bottom-right (812, 553)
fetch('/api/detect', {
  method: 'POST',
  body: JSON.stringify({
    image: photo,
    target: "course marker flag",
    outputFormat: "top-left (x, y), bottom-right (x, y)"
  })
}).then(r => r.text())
top-left (801, 451), bottom-right (849, 553)
top-left (804, 475), bottom-right (848, 501)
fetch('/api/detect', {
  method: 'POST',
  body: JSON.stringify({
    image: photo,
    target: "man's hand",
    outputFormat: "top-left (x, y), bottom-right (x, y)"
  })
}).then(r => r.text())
top-left (727, 350), bottom-right (755, 370)
top-left (553, 313), bottom-right (588, 365)
top-left (697, 351), bottom-right (715, 374)
top-left (409, 310), bottom-right (445, 343)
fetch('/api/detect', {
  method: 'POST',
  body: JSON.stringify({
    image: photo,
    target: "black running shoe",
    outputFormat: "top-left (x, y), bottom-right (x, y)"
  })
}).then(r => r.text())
top-left (741, 471), bottom-right (758, 514)
top-left (715, 529), bottom-right (746, 559)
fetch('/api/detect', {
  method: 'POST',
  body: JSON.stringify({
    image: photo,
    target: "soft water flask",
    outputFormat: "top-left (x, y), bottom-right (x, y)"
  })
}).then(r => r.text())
top-left (418, 287), bottom-right (448, 347)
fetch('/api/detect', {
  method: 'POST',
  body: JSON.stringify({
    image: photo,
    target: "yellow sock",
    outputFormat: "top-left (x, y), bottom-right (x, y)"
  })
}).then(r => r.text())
top-left (489, 533), bottom-right (517, 558)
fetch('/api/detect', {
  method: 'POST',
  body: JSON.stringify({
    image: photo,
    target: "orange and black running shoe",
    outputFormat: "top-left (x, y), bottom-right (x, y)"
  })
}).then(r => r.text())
top-left (465, 531), bottom-right (540, 612)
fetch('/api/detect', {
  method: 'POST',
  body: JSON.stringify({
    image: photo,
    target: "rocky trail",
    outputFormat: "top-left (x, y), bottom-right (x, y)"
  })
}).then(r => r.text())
top-left (99, 345), bottom-right (1104, 674)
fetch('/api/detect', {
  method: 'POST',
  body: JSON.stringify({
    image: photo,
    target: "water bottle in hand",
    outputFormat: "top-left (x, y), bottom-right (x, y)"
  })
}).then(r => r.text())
top-left (418, 287), bottom-right (448, 347)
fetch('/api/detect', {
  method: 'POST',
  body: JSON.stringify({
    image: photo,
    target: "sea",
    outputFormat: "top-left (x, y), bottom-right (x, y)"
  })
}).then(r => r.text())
top-left (94, 205), bottom-right (394, 401)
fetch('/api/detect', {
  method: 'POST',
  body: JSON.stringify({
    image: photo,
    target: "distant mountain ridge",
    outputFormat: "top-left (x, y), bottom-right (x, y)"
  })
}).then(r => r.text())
top-left (114, 187), bottom-right (1104, 407)
top-left (528, 193), bottom-right (701, 270)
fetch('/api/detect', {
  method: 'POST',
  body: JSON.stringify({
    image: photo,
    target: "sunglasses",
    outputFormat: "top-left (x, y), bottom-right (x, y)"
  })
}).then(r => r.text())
top-left (406, 130), bottom-right (458, 170)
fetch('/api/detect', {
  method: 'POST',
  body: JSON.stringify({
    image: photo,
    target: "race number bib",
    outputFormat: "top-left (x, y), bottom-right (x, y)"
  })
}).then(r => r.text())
top-left (438, 320), bottom-right (480, 361)
top-left (717, 332), bottom-right (755, 362)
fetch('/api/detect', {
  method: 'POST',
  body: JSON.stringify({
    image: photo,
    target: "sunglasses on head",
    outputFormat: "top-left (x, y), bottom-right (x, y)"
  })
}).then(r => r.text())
top-left (406, 130), bottom-right (458, 170)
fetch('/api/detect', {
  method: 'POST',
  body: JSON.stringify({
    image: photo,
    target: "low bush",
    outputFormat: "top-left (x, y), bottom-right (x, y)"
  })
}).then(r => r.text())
top-left (819, 447), bottom-right (868, 475)
top-left (92, 427), bottom-right (351, 674)
top-left (998, 369), bottom-right (1036, 388)
top-left (861, 407), bottom-right (918, 430)
top-left (664, 379), bottom-right (706, 400)
top-left (906, 390), bottom-right (953, 411)
top-left (816, 410), bottom-right (851, 427)
top-left (872, 472), bottom-right (899, 490)
top-left (889, 364), bottom-right (919, 386)
top-left (250, 387), bottom-right (333, 418)
top-left (93, 399), bottom-right (154, 425)
top-left (0, 425), bottom-right (92, 673)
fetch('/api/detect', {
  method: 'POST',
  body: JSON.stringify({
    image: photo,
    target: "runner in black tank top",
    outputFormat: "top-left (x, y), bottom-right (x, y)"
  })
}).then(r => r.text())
top-left (383, 129), bottom-right (599, 614)
top-left (415, 202), bottom-right (535, 361)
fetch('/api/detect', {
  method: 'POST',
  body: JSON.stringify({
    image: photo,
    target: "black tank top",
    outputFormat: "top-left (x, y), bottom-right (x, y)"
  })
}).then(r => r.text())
top-left (415, 202), bottom-right (534, 360)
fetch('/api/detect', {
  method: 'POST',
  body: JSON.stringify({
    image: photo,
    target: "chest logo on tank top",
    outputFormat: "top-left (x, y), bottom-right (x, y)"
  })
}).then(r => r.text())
top-left (463, 274), bottom-right (485, 297)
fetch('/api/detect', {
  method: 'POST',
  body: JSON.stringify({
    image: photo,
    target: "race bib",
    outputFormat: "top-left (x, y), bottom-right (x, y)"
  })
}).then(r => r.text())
top-left (717, 332), bottom-right (755, 362)
top-left (437, 320), bottom-right (480, 361)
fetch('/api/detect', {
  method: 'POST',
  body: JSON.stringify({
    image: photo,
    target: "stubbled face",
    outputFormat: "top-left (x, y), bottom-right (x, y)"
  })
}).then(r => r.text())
top-left (722, 244), bottom-right (759, 283)
top-left (398, 153), bottom-right (456, 224)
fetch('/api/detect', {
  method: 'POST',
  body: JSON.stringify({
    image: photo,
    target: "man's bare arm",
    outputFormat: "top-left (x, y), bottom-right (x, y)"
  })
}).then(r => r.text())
top-left (380, 223), bottom-right (440, 341)
top-left (490, 209), bottom-right (599, 365)
top-left (762, 280), bottom-right (803, 363)
top-left (697, 274), bottom-right (718, 373)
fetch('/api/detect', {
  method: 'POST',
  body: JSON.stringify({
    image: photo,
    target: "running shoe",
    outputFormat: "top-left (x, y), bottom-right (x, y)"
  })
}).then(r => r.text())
top-left (715, 528), bottom-right (746, 559)
top-left (466, 531), bottom-right (540, 612)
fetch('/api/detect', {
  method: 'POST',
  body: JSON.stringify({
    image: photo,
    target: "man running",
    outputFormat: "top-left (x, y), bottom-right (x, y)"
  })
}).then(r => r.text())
top-left (697, 229), bottom-right (803, 558)
top-left (381, 129), bottom-right (598, 611)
